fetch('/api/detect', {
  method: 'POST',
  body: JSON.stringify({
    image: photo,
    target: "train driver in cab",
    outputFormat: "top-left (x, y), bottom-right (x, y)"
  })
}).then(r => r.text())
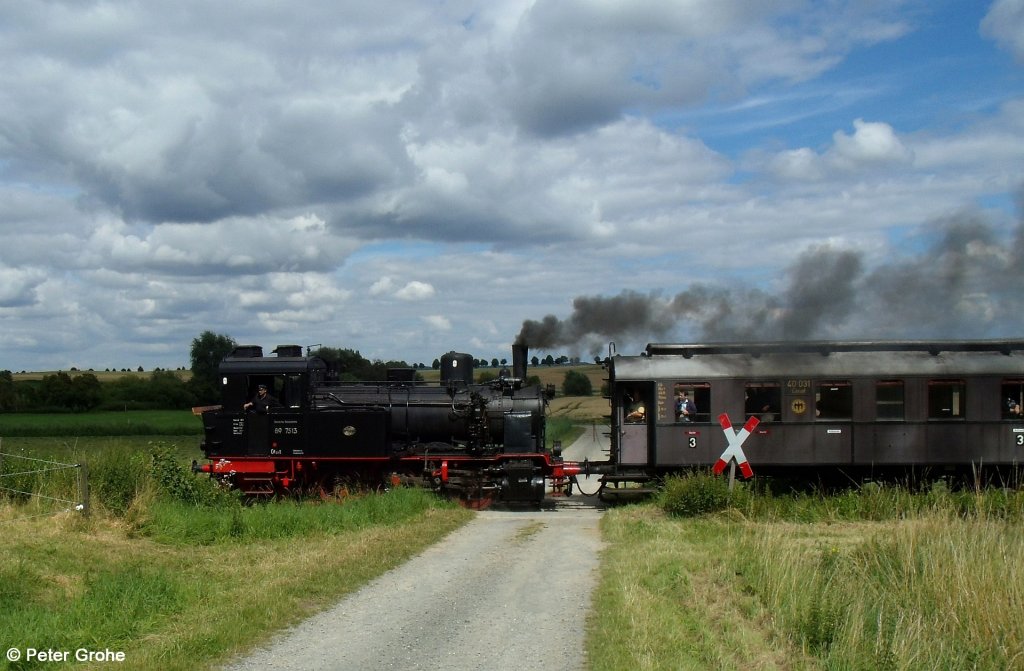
top-left (244, 383), bottom-right (279, 413)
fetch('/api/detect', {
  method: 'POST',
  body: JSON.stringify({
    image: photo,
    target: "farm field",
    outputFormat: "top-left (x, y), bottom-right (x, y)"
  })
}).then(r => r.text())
top-left (0, 410), bottom-right (202, 436)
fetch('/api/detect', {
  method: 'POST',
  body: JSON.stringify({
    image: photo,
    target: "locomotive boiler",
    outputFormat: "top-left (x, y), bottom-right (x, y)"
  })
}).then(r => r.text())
top-left (195, 344), bottom-right (579, 506)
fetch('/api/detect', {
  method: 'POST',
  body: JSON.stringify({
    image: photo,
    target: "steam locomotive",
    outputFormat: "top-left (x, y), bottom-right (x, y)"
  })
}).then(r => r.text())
top-left (196, 337), bottom-right (1024, 503)
top-left (602, 339), bottom-right (1024, 491)
top-left (194, 344), bottom-right (579, 506)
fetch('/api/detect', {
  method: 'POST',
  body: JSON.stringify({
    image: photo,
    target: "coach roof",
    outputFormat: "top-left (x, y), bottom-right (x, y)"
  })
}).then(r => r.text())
top-left (611, 340), bottom-right (1024, 381)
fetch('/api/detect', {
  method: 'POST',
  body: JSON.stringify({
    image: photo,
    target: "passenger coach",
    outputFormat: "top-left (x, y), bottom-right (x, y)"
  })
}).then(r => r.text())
top-left (606, 340), bottom-right (1024, 483)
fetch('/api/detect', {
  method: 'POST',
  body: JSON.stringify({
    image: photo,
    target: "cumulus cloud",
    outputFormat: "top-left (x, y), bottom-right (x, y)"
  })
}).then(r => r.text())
top-left (84, 214), bottom-right (353, 276)
top-left (756, 118), bottom-right (917, 183)
top-left (0, 2), bottom-right (1020, 370)
top-left (766, 147), bottom-right (825, 181)
top-left (422, 315), bottom-right (452, 331)
top-left (982, 0), bottom-right (1024, 63)
top-left (829, 119), bottom-right (914, 167)
top-left (394, 281), bottom-right (436, 301)
top-left (0, 266), bottom-right (46, 307)
top-left (368, 277), bottom-right (436, 300)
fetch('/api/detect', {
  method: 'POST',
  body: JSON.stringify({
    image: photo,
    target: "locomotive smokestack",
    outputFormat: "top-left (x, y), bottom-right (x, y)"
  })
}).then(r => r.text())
top-left (512, 343), bottom-right (528, 381)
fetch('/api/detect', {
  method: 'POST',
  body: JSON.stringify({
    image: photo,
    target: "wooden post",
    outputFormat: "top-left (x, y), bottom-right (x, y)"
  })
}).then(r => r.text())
top-left (78, 462), bottom-right (90, 516)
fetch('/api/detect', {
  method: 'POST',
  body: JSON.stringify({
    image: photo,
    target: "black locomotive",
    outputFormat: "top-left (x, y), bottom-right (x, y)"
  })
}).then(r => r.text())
top-left (194, 344), bottom-right (578, 506)
top-left (601, 339), bottom-right (1024, 491)
top-left (196, 338), bottom-right (1024, 502)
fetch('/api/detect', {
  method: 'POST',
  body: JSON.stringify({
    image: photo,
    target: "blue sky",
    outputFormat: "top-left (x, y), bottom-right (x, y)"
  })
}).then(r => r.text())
top-left (1, 0), bottom-right (1023, 371)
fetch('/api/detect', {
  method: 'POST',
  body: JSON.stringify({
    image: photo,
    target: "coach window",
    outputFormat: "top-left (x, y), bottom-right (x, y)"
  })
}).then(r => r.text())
top-left (928, 379), bottom-right (966, 420)
top-left (745, 382), bottom-right (781, 422)
top-left (673, 382), bottom-right (710, 423)
top-left (622, 386), bottom-right (650, 423)
top-left (816, 381), bottom-right (852, 420)
top-left (1001, 379), bottom-right (1024, 419)
top-left (875, 380), bottom-right (905, 421)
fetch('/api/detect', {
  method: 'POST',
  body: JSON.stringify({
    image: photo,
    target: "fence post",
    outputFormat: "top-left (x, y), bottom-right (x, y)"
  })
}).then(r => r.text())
top-left (78, 462), bottom-right (90, 516)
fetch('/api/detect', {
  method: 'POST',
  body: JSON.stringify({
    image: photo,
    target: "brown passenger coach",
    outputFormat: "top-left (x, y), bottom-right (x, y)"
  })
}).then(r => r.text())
top-left (604, 340), bottom-right (1024, 489)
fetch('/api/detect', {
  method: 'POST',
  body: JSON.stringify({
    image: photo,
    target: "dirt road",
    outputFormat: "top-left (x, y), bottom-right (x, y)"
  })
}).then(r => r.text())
top-left (223, 432), bottom-right (609, 671)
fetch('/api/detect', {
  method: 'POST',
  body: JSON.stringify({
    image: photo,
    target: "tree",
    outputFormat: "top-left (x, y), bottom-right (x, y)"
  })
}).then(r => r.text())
top-left (313, 347), bottom-right (412, 381)
top-left (0, 370), bottom-right (21, 411)
top-left (36, 372), bottom-right (102, 411)
top-left (189, 331), bottom-right (236, 403)
top-left (71, 373), bottom-right (103, 411)
top-left (562, 370), bottom-right (593, 397)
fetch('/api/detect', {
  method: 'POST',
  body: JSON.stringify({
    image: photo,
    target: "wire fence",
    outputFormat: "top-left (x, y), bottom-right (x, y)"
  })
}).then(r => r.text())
top-left (0, 448), bottom-right (89, 524)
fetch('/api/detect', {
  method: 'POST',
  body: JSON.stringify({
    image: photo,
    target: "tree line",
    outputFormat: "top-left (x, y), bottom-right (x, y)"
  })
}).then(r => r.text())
top-left (0, 332), bottom-right (418, 413)
top-left (0, 331), bottom-right (598, 412)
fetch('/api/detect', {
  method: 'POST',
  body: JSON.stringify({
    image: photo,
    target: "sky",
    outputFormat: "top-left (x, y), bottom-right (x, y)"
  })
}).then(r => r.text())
top-left (2, 0), bottom-right (1024, 372)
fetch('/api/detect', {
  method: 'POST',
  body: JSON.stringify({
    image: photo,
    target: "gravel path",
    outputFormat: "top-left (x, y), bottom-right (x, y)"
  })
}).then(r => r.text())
top-left (223, 432), bottom-right (610, 671)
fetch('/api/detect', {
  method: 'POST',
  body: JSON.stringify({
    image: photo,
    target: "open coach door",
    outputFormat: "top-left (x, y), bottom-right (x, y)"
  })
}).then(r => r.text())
top-left (616, 381), bottom-right (654, 467)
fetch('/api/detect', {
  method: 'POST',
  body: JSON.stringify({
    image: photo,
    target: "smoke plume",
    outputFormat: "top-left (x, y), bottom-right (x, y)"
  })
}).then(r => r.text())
top-left (517, 204), bottom-right (1024, 354)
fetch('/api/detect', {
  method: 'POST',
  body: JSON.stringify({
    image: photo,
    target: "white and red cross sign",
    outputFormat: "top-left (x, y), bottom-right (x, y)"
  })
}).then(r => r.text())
top-left (713, 413), bottom-right (759, 479)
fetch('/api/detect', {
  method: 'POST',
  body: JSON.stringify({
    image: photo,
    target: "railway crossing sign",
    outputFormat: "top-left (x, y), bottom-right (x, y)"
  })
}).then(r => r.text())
top-left (713, 413), bottom-right (759, 479)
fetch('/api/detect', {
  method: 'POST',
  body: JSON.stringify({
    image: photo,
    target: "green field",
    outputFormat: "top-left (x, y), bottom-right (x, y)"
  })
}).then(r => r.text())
top-left (0, 410), bottom-right (202, 436)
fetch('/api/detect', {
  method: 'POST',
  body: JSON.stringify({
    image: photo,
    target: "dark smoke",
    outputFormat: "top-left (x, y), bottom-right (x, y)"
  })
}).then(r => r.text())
top-left (518, 204), bottom-right (1024, 354)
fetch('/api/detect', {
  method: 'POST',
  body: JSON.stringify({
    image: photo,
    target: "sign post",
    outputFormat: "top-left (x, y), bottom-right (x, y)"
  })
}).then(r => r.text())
top-left (714, 413), bottom-right (758, 488)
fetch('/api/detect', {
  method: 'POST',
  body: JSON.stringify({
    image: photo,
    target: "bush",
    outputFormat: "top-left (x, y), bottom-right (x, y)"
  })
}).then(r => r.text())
top-left (660, 471), bottom-right (745, 517)
top-left (149, 444), bottom-right (237, 507)
top-left (562, 370), bottom-right (593, 396)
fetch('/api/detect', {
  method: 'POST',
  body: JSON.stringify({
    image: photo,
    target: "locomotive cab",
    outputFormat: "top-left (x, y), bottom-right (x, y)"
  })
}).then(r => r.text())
top-left (201, 345), bottom-right (326, 458)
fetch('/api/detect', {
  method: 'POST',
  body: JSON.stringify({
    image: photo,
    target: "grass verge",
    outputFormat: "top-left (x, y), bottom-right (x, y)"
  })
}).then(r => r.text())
top-left (588, 475), bottom-right (1024, 670)
top-left (1, 492), bottom-right (471, 671)
top-left (0, 436), bottom-right (473, 670)
top-left (590, 506), bottom-right (819, 671)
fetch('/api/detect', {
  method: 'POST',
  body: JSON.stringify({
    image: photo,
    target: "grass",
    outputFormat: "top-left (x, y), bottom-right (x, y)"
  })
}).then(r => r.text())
top-left (0, 437), bottom-right (472, 670)
top-left (0, 410), bottom-right (202, 436)
top-left (590, 507), bottom-right (819, 671)
top-left (586, 476), bottom-right (1024, 670)
top-left (735, 515), bottom-right (1024, 669)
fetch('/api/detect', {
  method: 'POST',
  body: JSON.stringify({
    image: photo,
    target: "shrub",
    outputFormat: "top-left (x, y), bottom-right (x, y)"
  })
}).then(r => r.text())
top-left (562, 370), bottom-right (593, 396)
top-left (149, 444), bottom-right (237, 507)
top-left (660, 471), bottom-right (745, 517)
